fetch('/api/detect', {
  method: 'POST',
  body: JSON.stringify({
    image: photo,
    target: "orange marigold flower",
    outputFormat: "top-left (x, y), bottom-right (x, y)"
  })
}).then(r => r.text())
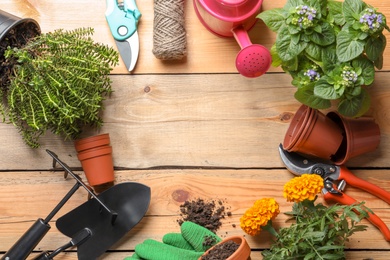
top-left (240, 198), bottom-right (280, 236)
top-left (283, 174), bottom-right (324, 202)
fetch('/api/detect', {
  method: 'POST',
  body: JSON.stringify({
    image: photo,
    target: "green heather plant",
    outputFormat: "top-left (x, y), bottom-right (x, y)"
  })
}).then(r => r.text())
top-left (0, 28), bottom-right (118, 148)
top-left (241, 174), bottom-right (369, 259)
top-left (258, 0), bottom-right (389, 117)
top-left (261, 198), bottom-right (369, 260)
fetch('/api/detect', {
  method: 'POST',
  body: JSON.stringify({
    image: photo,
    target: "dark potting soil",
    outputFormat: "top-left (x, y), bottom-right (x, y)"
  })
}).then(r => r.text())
top-left (177, 198), bottom-right (230, 233)
top-left (202, 235), bottom-right (218, 249)
top-left (201, 240), bottom-right (240, 260)
top-left (0, 20), bottom-right (40, 91)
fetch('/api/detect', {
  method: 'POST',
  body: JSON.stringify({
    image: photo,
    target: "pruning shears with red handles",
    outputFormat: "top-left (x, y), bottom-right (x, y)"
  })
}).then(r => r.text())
top-left (278, 144), bottom-right (390, 241)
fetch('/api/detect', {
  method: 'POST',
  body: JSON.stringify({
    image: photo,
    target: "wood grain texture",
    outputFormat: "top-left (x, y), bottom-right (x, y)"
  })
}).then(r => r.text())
top-left (2, 251), bottom-right (389, 260)
top-left (0, 73), bottom-right (389, 169)
top-left (0, 0), bottom-right (389, 74)
top-left (1, 169), bottom-right (390, 254)
top-left (0, 0), bottom-right (390, 258)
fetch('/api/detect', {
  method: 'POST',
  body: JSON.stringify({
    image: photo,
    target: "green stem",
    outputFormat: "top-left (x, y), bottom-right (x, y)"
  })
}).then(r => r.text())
top-left (262, 220), bottom-right (278, 237)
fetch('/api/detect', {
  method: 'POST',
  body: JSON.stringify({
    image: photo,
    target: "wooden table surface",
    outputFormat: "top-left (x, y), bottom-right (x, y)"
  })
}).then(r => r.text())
top-left (1, 0), bottom-right (390, 259)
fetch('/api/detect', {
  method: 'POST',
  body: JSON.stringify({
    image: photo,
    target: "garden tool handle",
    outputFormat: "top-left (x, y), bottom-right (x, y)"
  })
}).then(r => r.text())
top-left (324, 191), bottom-right (390, 242)
top-left (339, 166), bottom-right (390, 205)
top-left (1, 218), bottom-right (50, 260)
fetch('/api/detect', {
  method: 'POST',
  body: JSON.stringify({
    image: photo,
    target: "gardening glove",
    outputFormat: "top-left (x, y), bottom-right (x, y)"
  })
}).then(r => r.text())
top-left (124, 221), bottom-right (221, 260)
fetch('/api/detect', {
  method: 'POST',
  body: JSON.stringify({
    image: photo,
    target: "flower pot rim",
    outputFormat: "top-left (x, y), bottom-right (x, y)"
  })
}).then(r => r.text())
top-left (74, 133), bottom-right (110, 152)
top-left (75, 133), bottom-right (110, 145)
top-left (283, 105), bottom-right (312, 150)
top-left (77, 145), bottom-right (113, 161)
top-left (199, 235), bottom-right (250, 260)
top-left (0, 10), bottom-right (40, 43)
top-left (326, 111), bottom-right (380, 165)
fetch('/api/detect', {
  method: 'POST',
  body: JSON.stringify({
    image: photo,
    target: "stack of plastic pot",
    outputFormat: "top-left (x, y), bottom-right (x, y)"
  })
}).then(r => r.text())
top-left (74, 133), bottom-right (115, 193)
top-left (283, 105), bottom-right (381, 165)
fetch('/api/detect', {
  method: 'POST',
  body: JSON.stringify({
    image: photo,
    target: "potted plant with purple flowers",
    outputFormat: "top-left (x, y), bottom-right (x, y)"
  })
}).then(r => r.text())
top-left (258, 0), bottom-right (389, 117)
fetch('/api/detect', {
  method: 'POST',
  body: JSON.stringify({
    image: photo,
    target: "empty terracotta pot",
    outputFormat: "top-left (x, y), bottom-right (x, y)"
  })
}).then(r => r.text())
top-left (77, 145), bottom-right (115, 188)
top-left (327, 112), bottom-right (381, 165)
top-left (283, 105), bottom-right (344, 160)
top-left (74, 133), bottom-right (110, 153)
top-left (199, 235), bottom-right (251, 260)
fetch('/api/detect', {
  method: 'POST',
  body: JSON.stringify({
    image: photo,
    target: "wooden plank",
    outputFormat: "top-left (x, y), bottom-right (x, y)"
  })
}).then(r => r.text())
top-left (2, 251), bottom-right (390, 260)
top-left (1, 169), bottom-right (390, 252)
top-left (0, 0), bottom-right (389, 74)
top-left (0, 73), bottom-right (389, 169)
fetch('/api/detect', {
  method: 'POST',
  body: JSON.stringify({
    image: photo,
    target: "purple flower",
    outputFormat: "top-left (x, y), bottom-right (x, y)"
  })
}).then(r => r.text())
top-left (304, 68), bottom-right (321, 81)
top-left (359, 8), bottom-right (384, 33)
top-left (292, 5), bottom-right (318, 29)
top-left (341, 66), bottom-right (358, 87)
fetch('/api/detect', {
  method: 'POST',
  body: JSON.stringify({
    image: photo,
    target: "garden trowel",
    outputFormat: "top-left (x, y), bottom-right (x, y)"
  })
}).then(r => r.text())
top-left (56, 181), bottom-right (151, 259)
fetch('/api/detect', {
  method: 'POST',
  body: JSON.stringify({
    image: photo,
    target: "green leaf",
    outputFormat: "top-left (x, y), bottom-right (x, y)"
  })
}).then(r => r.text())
top-left (294, 86), bottom-right (331, 109)
top-left (328, 1), bottom-right (345, 25)
top-left (336, 30), bottom-right (365, 62)
top-left (352, 57), bottom-right (375, 85)
top-left (356, 88), bottom-right (371, 117)
top-left (257, 8), bottom-right (286, 32)
top-left (314, 77), bottom-right (339, 99)
top-left (310, 22), bottom-right (336, 46)
top-left (365, 34), bottom-right (386, 64)
top-left (343, 0), bottom-right (364, 24)
top-left (285, 0), bottom-right (304, 10)
top-left (338, 90), bottom-right (369, 117)
top-left (304, 252), bottom-right (316, 260)
top-left (375, 54), bottom-right (384, 70)
top-left (276, 27), bottom-right (307, 61)
top-left (282, 56), bottom-right (299, 71)
top-left (322, 46), bottom-right (337, 72)
top-left (270, 44), bottom-right (283, 67)
top-left (345, 210), bottom-right (361, 223)
top-left (305, 42), bottom-right (322, 61)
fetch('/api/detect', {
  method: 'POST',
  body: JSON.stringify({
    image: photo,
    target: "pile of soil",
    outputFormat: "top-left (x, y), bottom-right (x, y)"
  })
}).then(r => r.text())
top-left (177, 198), bottom-right (230, 233)
top-left (201, 240), bottom-right (240, 260)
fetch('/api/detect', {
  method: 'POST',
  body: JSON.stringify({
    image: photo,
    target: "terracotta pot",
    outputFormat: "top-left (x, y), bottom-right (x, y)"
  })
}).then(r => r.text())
top-left (283, 105), bottom-right (344, 160)
top-left (327, 112), bottom-right (381, 165)
top-left (77, 145), bottom-right (115, 188)
top-left (199, 235), bottom-right (251, 260)
top-left (74, 133), bottom-right (110, 153)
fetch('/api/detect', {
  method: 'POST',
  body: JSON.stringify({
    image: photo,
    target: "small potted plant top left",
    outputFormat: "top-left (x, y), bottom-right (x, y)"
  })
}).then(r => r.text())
top-left (0, 9), bottom-right (119, 148)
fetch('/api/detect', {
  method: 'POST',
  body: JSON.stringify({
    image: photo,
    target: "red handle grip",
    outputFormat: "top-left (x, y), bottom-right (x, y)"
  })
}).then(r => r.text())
top-left (339, 166), bottom-right (390, 204)
top-left (324, 191), bottom-right (390, 241)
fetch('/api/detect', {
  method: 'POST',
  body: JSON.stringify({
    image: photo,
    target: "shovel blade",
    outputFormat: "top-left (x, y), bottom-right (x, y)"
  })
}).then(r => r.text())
top-left (56, 182), bottom-right (151, 259)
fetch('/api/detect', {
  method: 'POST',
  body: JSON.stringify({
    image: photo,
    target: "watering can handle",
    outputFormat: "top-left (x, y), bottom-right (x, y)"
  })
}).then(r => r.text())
top-left (232, 25), bottom-right (252, 49)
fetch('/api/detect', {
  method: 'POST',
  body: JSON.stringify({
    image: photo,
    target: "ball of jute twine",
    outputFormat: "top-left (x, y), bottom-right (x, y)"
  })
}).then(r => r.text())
top-left (153, 0), bottom-right (187, 60)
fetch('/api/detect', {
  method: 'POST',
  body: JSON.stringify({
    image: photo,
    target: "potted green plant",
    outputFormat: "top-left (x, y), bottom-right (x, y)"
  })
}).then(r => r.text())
top-left (0, 10), bottom-right (119, 148)
top-left (258, 0), bottom-right (389, 117)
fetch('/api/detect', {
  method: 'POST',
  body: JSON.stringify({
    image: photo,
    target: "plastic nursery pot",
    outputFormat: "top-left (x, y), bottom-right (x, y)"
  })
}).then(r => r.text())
top-left (0, 9), bottom-right (40, 52)
top-left (327, 112), bottom-right (381, 165)
top-left (199, 235), bottom-right (251, 260)
top-left (283, 105), bottom-right (344, 160)
top-left (74, 133), bottom-right (111, 153)
top-left (77, 145), bottom-right (115, 188)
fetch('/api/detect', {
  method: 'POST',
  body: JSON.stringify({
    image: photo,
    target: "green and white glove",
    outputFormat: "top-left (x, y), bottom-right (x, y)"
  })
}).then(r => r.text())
top-left (124, 221), bottom-right (221, 260)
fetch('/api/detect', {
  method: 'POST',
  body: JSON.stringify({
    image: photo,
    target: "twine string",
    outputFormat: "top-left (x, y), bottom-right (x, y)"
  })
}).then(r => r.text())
top-left (153, 0), bottom-right (187, 60)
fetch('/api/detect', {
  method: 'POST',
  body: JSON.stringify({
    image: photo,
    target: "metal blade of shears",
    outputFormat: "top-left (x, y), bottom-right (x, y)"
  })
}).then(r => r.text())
top-left (278, 144), bottom-right (318, 175)
top-left (115, 30), bottom-right (139, 71)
